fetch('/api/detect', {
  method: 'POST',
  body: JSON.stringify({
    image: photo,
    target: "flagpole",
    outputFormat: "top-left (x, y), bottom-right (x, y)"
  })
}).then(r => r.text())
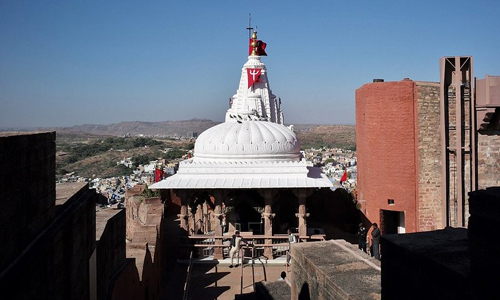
top-left (246, 13), bottom-right (253, 41)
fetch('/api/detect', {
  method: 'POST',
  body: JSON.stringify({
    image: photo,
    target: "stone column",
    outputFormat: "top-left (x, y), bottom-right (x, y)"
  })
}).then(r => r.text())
top-left (212, 190), bottom-right (225, 260)
top-left (262, 190), bottom-right (275, 259)
top-left (295, 189), bottom-right (310, 240)
top-left (195, 203), bottom-right (203, 233)
top-left (177, 190), bottom-right (189, 232)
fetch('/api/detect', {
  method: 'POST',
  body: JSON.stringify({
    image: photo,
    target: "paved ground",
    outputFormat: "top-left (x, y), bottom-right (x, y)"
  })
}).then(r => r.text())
top-left (162, 257), bottom-right (290, 300)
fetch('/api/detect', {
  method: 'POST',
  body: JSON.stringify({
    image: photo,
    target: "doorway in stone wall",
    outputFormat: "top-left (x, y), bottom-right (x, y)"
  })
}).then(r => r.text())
top-left (380, 210), bottom-right (405, 234)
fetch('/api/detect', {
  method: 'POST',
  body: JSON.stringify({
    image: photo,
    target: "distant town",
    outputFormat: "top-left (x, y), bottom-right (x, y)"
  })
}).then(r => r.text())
top-left (57, 132), bottom-right (357, 208)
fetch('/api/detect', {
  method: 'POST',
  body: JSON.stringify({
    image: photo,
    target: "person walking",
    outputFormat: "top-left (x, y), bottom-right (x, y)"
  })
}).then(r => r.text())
top-left (229, 230), bottom-right (247, 268)
top-left (371, 223), bottom-right (381, 260)
top-left (357, 223), bottom-right (368, 253)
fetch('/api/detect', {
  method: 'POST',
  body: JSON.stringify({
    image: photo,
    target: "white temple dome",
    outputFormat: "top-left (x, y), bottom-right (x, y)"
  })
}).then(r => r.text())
top-left (194, 121), bottom-right (301, 161)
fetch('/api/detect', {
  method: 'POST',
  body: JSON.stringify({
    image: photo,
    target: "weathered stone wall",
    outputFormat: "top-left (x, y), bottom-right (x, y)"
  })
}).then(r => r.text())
top-left (291, 240), bottom-right (380, 300)
top-left (415, 82), bottom-right (443, 231)
top-left (477, 131), bottom-right (500, 189)
top-left (118, 185), bottom-right (166, 300)
top-left (356, 80), bottom-right (418, 232)
top-left (95, 208), bottom-right (127, 300)
top-left (0, 132), bottom-right (56, 271)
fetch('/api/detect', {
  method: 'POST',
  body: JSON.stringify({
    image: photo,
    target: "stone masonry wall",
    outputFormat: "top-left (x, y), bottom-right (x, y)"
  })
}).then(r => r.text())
top-left (0, 182), bottom-right (96, 300)
top-left (0, 132), bottom-right (56, 271)
top-left (477, 131), bottom-right (500, 189)
top-left (120, 185), bottom-right (165, 300)
top-left (291, 240), bottom-right (380, 300)
top-left (96, 208), bottom-right (127, 300)
top-left (415, 82), bottom-right (443, 231)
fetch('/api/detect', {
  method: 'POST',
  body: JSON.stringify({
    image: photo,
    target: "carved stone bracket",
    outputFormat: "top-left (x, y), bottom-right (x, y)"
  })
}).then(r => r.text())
top-left (213, 213), bottom-right (225, 220)
top-left (177, 213), bottom-right (188, 219)
top-left (262, 212), bottom-right (276, 219)
top-left (295, 212), bottom-right (310, 218)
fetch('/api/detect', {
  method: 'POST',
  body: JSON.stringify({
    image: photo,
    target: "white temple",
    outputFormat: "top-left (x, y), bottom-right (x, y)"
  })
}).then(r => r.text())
top-left (150, 31), bottom-right (332, 260)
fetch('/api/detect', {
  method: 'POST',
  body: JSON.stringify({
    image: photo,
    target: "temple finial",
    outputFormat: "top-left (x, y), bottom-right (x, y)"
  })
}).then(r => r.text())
top-left (251, 31), bottom-right (258, 56)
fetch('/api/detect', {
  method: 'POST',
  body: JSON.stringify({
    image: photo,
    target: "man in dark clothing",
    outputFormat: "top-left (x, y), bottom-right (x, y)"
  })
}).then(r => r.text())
top-left (371, 223), bottom-right (381, 260)
top-left (357, 223), bottom-right (367, 253)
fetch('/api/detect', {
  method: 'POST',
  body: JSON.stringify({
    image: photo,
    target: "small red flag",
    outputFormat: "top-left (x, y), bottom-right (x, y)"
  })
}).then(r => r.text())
top-left (155, 168), bottom-right (162, 182)
top-left (340, 169), bottom-right (347, 183)
top-left (247, 68), bottom-right (262, 88)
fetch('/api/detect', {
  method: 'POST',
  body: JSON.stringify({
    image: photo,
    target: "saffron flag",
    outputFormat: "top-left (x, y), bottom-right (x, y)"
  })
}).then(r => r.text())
top-left (247, 68), bottom-right (262, 88)
top-left (340, 169), bottom-right (347, 184)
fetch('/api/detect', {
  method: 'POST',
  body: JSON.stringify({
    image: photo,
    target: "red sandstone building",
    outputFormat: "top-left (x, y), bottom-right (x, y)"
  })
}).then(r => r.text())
top-left (356, 57), bottom-right (500, 234)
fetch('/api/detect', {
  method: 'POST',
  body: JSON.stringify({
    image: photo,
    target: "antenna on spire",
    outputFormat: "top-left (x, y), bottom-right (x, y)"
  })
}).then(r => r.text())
top-left (246, 13), bottom-right (253, 40)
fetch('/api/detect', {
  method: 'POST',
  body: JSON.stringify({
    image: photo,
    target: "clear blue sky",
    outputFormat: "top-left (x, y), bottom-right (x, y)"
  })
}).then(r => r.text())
top-left (1, 0), bottom-right (499, 128)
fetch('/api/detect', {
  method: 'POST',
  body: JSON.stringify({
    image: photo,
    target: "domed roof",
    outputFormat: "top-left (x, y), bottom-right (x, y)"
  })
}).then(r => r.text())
top-left (194, 121), bottom-right (301, 161)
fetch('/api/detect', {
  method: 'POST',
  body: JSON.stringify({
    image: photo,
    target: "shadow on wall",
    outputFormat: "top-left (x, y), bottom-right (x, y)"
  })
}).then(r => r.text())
top-left (299, 282), bottom-right (311, 300)
top-left (307, 188), bottom-right (363, 242)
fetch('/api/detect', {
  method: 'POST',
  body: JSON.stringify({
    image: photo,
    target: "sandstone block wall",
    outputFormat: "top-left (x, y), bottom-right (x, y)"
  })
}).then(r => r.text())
top-left (477, 131), bottom-right (500, 189)
top-left (415, 82), bottom-right (443, 231)
top-left (0, 182), bottom-right (96, 300)
top-left (117, 185), bottom-right (166, 300)
top-left (0, 132), bottom-right (56, 271)
top-left (291, 240), bottom-right (380, 300)
top-left (96, 208), bottom-right (127, 300)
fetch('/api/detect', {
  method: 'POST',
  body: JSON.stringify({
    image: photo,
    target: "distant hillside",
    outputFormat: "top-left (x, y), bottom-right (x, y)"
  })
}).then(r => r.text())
top-left (51, 120), bottom-right (355, 150)
top-left (296, 124), bottom-right (356, 150)
top-left (53, 119), bottom-right (220, 136)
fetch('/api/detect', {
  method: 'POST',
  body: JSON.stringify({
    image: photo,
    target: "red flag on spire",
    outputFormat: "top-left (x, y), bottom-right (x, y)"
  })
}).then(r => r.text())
top-left (340, 169), bottom-right (348, 184)
top-left (247, 68), bottom-right (262, 88)
top-left (249, 39), bottom-right (267, 56)
top-left (256, 40), bottom-right (267, 56)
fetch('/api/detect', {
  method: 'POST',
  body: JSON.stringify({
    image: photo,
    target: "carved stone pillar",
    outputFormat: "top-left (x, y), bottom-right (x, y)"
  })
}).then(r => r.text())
top-left (188, 207), bottom-right (196, 235)
top-left (262, 191), bottom-right (275, 259)
top-left (177, 190), bottom-right (189, 232)
top-left (195, 204), bottom-right (203, 233)
top-left (295, 189), bottom-right (310, 240)
top-left (213, 190), bottom-right (225, 260)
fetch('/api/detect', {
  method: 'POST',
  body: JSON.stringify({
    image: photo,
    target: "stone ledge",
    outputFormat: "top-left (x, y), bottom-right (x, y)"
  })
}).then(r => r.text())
top-left (291, 240), bottom-right (381, 300)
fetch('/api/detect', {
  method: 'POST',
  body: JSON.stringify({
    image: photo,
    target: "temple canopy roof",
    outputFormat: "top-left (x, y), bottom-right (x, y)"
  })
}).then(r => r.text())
top-left (150, 31), bottom-right (332, 190)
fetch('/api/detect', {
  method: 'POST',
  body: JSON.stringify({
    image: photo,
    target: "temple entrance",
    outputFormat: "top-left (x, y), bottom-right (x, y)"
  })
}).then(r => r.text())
top-left (225, 190), bottom-right (264, 234)
top-left (272, 190), bottom-right (299, 233)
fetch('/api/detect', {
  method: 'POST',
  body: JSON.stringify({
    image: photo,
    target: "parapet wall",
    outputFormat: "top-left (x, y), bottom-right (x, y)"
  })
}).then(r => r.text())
top-left (95, 207), bottom-right (127, 300)
top-left (0, 182), bottom-right (96, 300)
top-left (381, 228), bottom-right (469, 300)
top-left (291, 240), bottom-right (381, 300)
top-left (119, 185), bottom-right (166, 300)
top-left (0, 131), bottom-right (56, 271)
